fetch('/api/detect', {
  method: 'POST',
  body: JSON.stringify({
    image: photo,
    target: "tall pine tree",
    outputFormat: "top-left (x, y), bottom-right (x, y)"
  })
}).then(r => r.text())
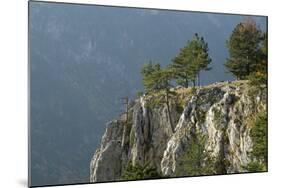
top-left (171, 33), bottom-right (211, 87)
top-left (225, 18), bottom-right (263, 80)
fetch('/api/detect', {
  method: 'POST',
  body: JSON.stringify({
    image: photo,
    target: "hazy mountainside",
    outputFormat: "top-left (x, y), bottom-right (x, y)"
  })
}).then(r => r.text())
top-left (90, 81), bottom-right (267, 182)
top-left (29, 2), bottom-right (266, 185)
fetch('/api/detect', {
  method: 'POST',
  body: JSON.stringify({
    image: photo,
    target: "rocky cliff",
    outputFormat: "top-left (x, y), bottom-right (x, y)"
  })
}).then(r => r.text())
top-left (90, 80), bottom-right (267, 182)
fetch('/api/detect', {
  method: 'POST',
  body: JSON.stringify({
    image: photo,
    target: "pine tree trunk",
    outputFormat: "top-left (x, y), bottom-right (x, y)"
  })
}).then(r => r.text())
top-left (246, 55), bottom-right (250, 76)
top-left (165, 91), bottom-right (173, 133)
top-left (185, 79), bottom-right (189, 88)
top-left (185, 74), bottom-right (189, 88)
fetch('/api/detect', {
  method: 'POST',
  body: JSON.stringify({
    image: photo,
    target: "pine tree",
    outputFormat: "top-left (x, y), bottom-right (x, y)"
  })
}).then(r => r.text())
top-left (171, 33), bottom-right (211, 87)
top-left (248, 32), bottom-right (268, 86)
top-left (195, 34), bottom-right (212, 86)
top-left (170, 44), bottom-right (195, 87)
top-left (141, 61), bottom-right (161, 92)
top-left (225, 18), bottom-right (263, 79)
top-left (141, 63), bottom-right (175, 132)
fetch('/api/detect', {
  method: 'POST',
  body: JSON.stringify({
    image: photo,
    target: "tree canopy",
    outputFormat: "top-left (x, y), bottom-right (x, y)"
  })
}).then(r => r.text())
top-left (225, 18), bottom-right (264, 80)
top-left (141, 62), bottom-right (172, 92)
top-left (141, 61), bottom-right (172, 93)
top-left (171, 33), bottom-right (212, 87)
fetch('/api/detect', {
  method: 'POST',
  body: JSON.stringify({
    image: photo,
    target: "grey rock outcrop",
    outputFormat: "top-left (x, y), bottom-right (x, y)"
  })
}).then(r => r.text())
top-left (90, 81), bottom-right (266, 182)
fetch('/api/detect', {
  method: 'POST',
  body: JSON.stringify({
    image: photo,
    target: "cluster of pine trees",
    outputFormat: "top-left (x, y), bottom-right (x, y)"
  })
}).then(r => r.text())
top-left (137, 18), bottom-right (267, 175)
top-left (140, 18), bottom-right (267, 94)
top-left (141, 33), bottom-right (211, 93)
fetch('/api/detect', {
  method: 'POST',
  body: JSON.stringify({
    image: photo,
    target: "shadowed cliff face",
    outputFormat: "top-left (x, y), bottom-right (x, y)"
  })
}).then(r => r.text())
top-left (90, 81), bottom-right (267, 182)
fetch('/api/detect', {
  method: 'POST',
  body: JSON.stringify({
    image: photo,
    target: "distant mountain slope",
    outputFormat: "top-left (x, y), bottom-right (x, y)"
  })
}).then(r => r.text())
top-left (29, 2), bottom-right (267, 186)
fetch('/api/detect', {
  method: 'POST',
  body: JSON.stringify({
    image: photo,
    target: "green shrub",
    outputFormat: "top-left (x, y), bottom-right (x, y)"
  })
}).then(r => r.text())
top-left (122, 162), bottom-right (162, 180)
top-left (246, 161), bottom-right (265, 172)
top-left (175, 134), bottom-right (219, 176)
top-left (245, 112), bottom-right (267, 172)
top-left (176, 103), bottom-right (184, 114)
top-left (248, 72), bottom-right (267, 88)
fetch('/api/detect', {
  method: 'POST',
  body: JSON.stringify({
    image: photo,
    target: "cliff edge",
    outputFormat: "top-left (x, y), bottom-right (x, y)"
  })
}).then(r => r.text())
top-left (90, 80), bottom-right (267, 182)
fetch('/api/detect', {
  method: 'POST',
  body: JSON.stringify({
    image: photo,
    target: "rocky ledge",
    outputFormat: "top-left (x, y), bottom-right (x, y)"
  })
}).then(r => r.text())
top-left (90, 80), bottom-right (267, 182)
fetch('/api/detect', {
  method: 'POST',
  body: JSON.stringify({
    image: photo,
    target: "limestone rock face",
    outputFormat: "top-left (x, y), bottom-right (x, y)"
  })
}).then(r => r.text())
top-left (90, 120), bottom-right (124, 182)
top-left (90, 81), bottom-right (266, 182)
